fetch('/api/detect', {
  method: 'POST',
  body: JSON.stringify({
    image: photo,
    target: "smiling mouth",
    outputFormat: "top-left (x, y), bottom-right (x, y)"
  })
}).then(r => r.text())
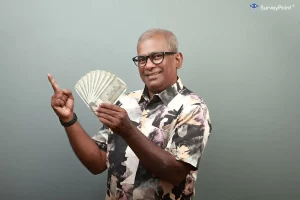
top-left (146, 72), bottom-right (161, 77)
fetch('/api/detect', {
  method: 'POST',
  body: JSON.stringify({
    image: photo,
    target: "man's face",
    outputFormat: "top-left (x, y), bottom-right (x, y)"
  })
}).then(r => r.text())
top-left (136, 34), bottom-right (183, 95)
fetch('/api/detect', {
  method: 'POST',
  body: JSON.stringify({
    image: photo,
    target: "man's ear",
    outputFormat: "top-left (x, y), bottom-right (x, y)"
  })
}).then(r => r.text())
top-left (175, 52), bottom-right (183, 69)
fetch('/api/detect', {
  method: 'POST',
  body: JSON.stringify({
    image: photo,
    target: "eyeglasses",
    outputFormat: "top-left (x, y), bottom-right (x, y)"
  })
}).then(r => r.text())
top-left (132, 52), bottom-right (177, 67)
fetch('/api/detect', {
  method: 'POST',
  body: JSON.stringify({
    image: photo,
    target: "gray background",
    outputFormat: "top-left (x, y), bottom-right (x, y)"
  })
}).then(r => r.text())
top-left (0, 0), bottom-right (299, 199)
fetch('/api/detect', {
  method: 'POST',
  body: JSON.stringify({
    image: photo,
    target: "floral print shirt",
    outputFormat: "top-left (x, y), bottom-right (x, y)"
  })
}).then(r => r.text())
top-left (92, 77), bottom-right (212, 200)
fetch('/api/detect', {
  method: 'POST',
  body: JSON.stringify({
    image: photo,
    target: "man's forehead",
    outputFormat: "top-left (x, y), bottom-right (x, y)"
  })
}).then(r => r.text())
top-left (137, 35), bottom-right (168, 55)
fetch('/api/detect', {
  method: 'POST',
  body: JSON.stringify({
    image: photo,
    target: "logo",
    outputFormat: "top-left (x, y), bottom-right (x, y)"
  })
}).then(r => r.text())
top-left (250, 3), bottom-right (259, 11)
top-left (250, 3), bottom-right (295, 11)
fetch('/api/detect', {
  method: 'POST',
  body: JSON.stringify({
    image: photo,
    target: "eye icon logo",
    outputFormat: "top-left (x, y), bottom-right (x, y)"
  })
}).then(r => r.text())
top-left (250, 3), bottom-right (259, 11)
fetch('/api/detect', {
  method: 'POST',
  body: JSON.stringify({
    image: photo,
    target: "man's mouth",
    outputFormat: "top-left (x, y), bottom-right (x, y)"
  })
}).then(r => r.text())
top-left (146, 72), bottom-right (161, 77)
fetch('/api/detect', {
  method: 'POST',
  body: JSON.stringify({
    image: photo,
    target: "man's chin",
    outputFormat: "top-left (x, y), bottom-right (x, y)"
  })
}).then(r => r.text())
top-left (146, 82), bottom-right (164, 94)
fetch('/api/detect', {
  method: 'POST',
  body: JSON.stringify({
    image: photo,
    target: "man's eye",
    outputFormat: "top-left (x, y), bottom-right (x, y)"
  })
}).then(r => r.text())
top-left (138, 57), bottom-right (146, 62)
top-left (152, 54), bottom-right (163, 59)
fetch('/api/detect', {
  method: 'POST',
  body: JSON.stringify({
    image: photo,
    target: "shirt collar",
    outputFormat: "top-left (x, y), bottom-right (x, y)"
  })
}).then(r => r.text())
top-left (139, 77), bottom-right (184, 105)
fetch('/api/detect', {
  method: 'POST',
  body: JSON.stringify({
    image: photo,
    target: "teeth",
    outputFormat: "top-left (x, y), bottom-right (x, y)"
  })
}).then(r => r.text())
top-left (147, 72), bottom-right (160, 76)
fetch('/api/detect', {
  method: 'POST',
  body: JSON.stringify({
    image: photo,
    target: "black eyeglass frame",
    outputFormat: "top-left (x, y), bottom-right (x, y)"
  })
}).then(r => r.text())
top-left (132, 51), bottom-right (177, 67)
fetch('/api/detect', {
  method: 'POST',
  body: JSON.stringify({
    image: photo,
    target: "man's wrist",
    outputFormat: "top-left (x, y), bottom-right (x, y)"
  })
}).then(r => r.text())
top-left (59, 112), bottom-right (77, 127)
top-left (59, 114), bottom-right (74, 123)
top-left (122, 125), bottom-right (138, 142)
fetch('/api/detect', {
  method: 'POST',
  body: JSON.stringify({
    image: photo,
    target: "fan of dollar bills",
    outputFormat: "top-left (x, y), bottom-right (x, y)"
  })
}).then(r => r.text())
top-left (74, 70), bottom-right (127, 115)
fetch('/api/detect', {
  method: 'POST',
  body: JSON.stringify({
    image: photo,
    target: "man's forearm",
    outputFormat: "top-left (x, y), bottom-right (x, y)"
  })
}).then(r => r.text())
top-left (122, 126), bottom-right (191, 185)
top-left (63, 120), bottom-right (107, 174)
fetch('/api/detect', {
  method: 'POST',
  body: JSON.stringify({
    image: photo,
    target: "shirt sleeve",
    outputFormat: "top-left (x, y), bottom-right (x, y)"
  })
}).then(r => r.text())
top-left (91, 124), bottom-right (111, 152)
top-left (165, 103), bottom-right (212, 169)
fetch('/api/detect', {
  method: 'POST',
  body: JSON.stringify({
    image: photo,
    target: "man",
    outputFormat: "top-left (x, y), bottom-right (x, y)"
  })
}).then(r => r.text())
top-left (48, 28), bottom-right (212, 200)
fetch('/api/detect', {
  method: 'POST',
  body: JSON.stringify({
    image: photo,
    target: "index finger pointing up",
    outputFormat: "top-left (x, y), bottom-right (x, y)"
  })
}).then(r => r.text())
top-left (47, 73), bottom-right (60, 92)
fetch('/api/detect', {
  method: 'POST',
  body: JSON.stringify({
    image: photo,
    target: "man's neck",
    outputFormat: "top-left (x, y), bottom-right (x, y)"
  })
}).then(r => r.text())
top-left (146, 76), bottom-right (179, 100)
top-left (148, 91), bottom-right (154, 100)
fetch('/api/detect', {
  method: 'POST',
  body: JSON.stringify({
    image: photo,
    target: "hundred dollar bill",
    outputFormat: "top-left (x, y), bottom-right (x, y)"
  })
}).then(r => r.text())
top-left (99, 76), bottom-right (127, 104)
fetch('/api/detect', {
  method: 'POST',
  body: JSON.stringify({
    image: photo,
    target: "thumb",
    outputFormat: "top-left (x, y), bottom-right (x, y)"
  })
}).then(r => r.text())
top-left (62, 89), bottom-right (74, 100)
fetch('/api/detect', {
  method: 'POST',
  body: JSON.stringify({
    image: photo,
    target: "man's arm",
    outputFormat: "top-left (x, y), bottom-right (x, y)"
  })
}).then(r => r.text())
top-left (47, 73), bottom-right (107, 175)
top-left (63, 116), bottom-right (107, 175)
top-left (123, 126), bottom-right (193, 185)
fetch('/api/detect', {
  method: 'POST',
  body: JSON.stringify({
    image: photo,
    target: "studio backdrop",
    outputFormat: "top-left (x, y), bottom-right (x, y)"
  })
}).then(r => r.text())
top-left (0, 0), bottom-right (299, 199)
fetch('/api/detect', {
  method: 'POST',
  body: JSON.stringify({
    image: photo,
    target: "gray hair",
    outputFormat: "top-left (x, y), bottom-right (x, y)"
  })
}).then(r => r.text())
top-left (137, 28), bottom-right (178, 52)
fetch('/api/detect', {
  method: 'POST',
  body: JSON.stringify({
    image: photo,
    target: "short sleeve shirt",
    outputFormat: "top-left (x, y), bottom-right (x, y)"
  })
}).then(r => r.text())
top-left (91, 77), bottom-right (212, 200)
